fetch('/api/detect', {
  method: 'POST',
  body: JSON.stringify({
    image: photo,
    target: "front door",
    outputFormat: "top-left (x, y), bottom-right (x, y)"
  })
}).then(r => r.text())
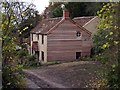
top-left (76, 52), bottom-right (81, 59)
top-left (41, 51), bottom-right (44, 61)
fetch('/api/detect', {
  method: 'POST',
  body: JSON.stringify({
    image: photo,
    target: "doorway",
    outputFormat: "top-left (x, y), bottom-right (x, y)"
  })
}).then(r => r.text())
top-left (35, 51), bottom-right (39, 61)
top-left (41, 51), bottom-right (44, 61)
top-left (76, 52), bottom-right (81, 59)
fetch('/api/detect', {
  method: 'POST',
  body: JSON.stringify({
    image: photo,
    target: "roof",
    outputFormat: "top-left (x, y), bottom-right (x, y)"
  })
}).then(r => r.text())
top-left (83, 16), bottom-right (98, 27)
top-left (46, 18), bottom-right (92, 35)
top-left (31, 17), bottom-right (62, 34)
top-left (73, 16), bottom-right (95, 26)
top-left (32, 42), bottom-right (38, 51)
top-left (31, 16), bottom-right (95, 35)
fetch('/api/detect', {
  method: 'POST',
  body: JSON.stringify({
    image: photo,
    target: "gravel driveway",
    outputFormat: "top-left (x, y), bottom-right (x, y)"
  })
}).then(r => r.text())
top-left (24, 61), bottom-right (106, 88)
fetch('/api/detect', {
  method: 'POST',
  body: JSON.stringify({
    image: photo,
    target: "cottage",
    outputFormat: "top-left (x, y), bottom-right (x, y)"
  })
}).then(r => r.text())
top-left (30, 8), bottom-right (99, 63)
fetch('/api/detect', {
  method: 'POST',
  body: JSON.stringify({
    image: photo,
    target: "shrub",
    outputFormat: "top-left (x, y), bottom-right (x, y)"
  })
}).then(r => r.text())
top-left (17, 48), bottom-right (28, 64)
top-left (80, 56), bottom-right (94, 61)
top-left (2, 64), bottom-right (25, 89)
top-left (23, 55), bottom-right (41, 68)
top-left (17, 49), bottom-right (28, 58)
top-left (107, 65), bottom-right (120, 88)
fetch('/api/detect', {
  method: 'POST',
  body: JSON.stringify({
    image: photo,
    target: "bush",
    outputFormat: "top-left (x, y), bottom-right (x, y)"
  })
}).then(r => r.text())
top-left (107, 65), bottom-right (120, 88)
top-left (17, 49), bottom-right (28, 58)
top-left (2, 64), bottom-right (25, 89)
top-left (80, 56), bottom-right (94, 61)
top-left (23, 55), bottom-right (41, 68)
top-left (17, 48), bottom-right (28, 64)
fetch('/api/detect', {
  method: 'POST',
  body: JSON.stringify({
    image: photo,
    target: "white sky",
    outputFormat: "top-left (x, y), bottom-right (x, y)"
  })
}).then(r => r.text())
top-left (19, 0), bottom-right (49, 14)
top-left (32, 0), bottom-right (49, 14)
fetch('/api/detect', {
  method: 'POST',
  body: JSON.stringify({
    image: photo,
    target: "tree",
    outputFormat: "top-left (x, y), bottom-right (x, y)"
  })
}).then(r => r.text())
top-left (1, 1), bottom-right (40, 88)
top-left (2, 2), bottom-right (41, 45)
top-left (50, 2), bottom-right (103, 18)
top-left (93, 2), bottom-right (120, 88)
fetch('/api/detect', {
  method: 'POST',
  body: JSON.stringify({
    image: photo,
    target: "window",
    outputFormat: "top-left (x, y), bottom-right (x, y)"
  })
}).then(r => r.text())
top-left (76, 31), bottom-right (81, 37)
top-left (76, 52), bottom-right (81, 59)
top-left (32, 34), bottom-right (33, 41)
top-left (41, 51), bottom-right (44, 60)
top-left (37, 34), bottom-right (39, 40)
top-left (42, 35), bottom-right (44, 44)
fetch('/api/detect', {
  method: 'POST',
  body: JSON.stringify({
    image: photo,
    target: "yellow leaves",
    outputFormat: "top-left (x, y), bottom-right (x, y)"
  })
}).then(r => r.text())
top-left (112, 64), bottom-right (116, 68)
top-left (30, 24), bottom-right (32, 26)
top-left (114, 26), bottom-right (118, 29)
top-left (18, 30), bottom-right (20, 32)
top-left (10, 57), bottom-right (12, 60)
top-left (107, 3), bottom-right (110, 7)
top-left (102, 44), bottom-right (107, 49)
top-left (23, 27), bottom-right (28, 31)
top-left (103, 5), bottom-right (106, 8)
top-left (1, 24), bottom-right (4, 28)
top-left (100, 9), bottom-right (103, 13)
top-left (98, 14), bottom-right (101, 17)
top-left (114, 41), bottom-right (119, 45)
top-left (7, 83), bottom-right (11, 85)
top-left (104, 24), bottom-right (110, 29)
top-left (108, 6), bottom-right (111, 9)
top-left (19, 32), bottom-right (22, 35)
top-left (112, 9), bottom-right (115, 13)
top-left (18, 30), bottom-right (22, 35)
top-left (105, 35), bottom-right (108, 38)
top-left (22, 12), bottom-right (26, 17)
top-left (102, 42), bottom-right (110, 49)
top-left (97, 11), bottom-right (99, 15)
top-left (110, 32), bottom-right (113, 35)
top-left (18, 27), bottom-right (29, 34)
top-left (109, 15), bottom-right (113, 19)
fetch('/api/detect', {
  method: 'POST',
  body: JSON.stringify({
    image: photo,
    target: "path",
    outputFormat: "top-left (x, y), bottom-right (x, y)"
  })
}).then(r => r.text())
top-left (24, 61), bottom-right (104, 88)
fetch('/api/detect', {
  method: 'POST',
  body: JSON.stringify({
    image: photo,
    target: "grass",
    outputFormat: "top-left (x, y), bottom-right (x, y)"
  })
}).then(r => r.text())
top-left (41, 61), bottom-right (61, 66)
top-left (23, 61), bottom-right (62, 70)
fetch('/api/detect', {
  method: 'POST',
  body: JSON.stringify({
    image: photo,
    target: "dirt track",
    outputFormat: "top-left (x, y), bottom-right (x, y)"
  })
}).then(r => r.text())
top-left (24, 61), bottom-right (105, 88)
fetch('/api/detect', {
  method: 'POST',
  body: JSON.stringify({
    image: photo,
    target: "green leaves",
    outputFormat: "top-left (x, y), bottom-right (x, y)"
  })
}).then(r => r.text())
top-left (93, 2), bottom-right (119, 53)
top-left (1, 2), bottom-right (39, 88)
top-left (93, 2), bottom-right (120, 88)
top-left (52, 5), bottom-right (63, 18)
top-left (50, 2), bottom-right (103, 18)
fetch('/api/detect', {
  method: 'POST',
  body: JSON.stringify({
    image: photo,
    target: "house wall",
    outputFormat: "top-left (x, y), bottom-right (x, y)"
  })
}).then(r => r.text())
top-left (30, 33), bottom-right (33, 55)
top-left (30, 33), bottom-right (38, 55)
top-left (83, 16), bottom-right (99, 35)
top-left (33, 34), bottom-right (38, 41)
top-left (47, 19), bottom-right (92, 61)
top-left (38, 35), bottom-right (47, 63)
top-left (30, 33), bottom-right (47, 63)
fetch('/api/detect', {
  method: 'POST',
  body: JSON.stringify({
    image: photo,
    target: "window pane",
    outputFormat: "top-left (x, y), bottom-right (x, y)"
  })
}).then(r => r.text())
top-left (76, 32), bottom-right (81, 37)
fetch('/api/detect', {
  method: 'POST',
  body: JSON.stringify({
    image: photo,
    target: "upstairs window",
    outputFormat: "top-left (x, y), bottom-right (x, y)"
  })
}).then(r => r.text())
top-left (37, 34), bottom-right (39, 40)
top-left (32, 34), bottom-right (33, 41)
top-left (42, 35), bottom-right (44, 44)
top-left (76, 31), bottom-right (81, 37)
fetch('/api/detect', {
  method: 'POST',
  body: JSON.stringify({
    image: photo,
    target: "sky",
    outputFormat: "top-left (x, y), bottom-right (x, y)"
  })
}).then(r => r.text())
top-left (32, 0), bottom-right (49, 14)
top-left (20, 0), bottom-right (49, 14)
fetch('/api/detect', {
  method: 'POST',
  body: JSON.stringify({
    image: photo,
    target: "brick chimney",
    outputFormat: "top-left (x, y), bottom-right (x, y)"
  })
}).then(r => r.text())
top-left (63, 8), bottom-right (70, 18)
